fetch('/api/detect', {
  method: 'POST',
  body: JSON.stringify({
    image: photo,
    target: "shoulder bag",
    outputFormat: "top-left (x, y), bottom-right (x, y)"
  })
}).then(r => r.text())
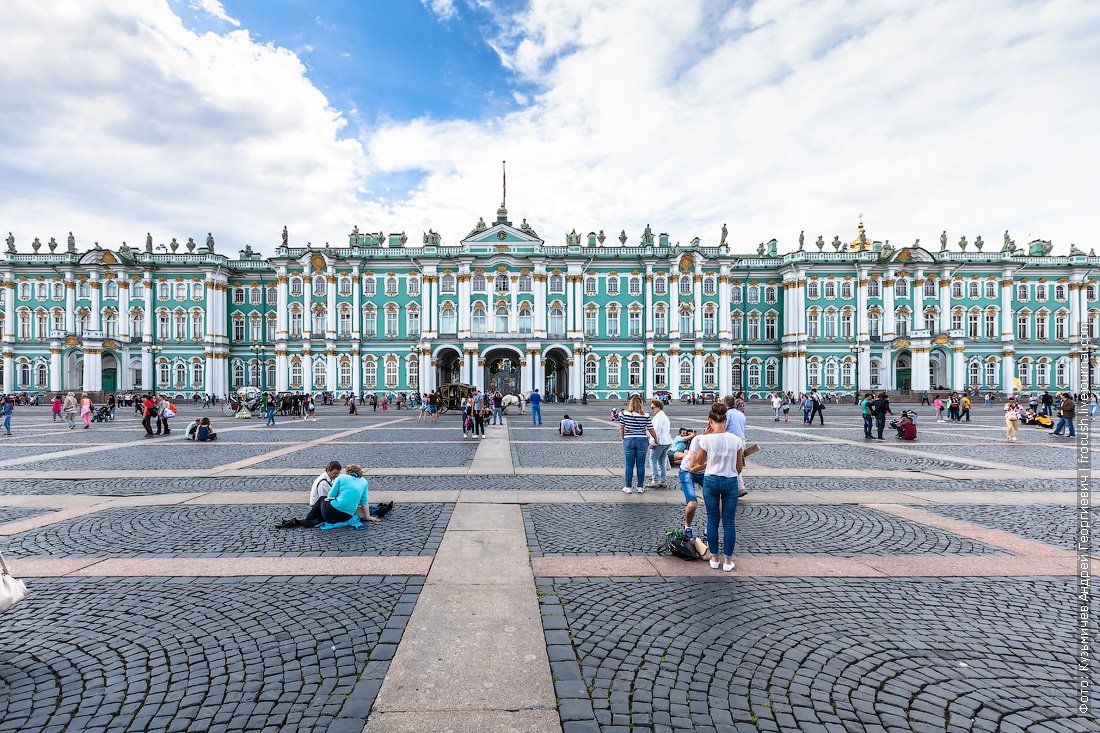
top-left (0, 551), bottom-right (28, 614)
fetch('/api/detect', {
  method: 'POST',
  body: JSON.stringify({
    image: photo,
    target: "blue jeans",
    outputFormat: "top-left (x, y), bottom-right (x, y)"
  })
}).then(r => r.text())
top-left (492, 406), bottom-right (503, 424)
top-left (623, 437), bottom-right (647, 488)
top-left (648, 444), bottom-right (670, 485)
top-left (2, 414), bottom-right (10, 433)
top-left (862, 414), bottom-right (873, 437)
top-left (679, 469), bottom-right (703, 504)
top-left (267, 407), bottom-right (275, 425)
top-left (531, 404), bottom-right (542, 425)
top-left (1053, 417), bottom-right (1076, 437)
top-left (702, 475), bottom-right (739, 559)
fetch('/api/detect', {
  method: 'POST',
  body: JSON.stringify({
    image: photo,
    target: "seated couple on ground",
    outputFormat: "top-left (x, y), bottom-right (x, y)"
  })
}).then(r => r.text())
top-left (184, 417), bottom-right (218, 441)
top-left (276, 460), bottom-right (394, 529)
top-left (669, 427), bottom-right (697, 466)
top-left (559, 415), bottom-right (583, 436)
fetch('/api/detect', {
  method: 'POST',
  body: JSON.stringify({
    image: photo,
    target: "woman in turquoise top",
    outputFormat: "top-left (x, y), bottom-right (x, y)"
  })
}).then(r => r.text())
top-left (277, 464), bottom-right (393, 528)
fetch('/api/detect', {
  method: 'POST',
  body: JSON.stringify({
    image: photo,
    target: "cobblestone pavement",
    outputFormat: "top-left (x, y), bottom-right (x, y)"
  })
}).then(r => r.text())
top-left (523, 503), bottom-right (1006, 556)
top-left (538, 576), bottom-right (1094, 733)
top-left (0, 576), bottom-right (420, 733)
top-left (0, 506), bottom-right (54, 525)
top-left (921, 504), bottom-right (1080, 552)
top-left (890, 443), bottom-right (1075, 464)
top-left (250, 443), bottom-right (477, 469)
top-left (10, 444), bottom-right (284, 471)
top-left (0, 503), bottom-right (451, 558)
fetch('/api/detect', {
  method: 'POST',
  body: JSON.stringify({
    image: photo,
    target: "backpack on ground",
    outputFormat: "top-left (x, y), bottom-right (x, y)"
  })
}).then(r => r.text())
top-left (658, 529), bottom-right (700, 560)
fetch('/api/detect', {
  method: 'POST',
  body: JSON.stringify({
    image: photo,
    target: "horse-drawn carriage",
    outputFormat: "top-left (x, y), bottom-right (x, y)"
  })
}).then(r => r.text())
top-left (224, 386), bottom-right (263, 417)
top-left (436, 383), bottom-right (476, 414)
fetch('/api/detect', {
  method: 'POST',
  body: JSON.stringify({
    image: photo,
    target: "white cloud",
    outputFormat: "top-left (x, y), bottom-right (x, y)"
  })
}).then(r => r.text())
top-left (368, 0), bottom-right (1100, 253)
top-left (0, 0), bottom-right (381, 251)
top-left (191, 0), bottom-right (240, 27)
top-left (421, 0), bottom-right (458, 22)
top-left (1, 1), bottom-right (1097, 256)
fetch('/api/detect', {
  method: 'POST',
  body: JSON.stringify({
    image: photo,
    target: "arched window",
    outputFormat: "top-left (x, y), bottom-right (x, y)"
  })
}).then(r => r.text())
top-left (702, 277), bottom-right (715, 296)
top-left (607, 305), bottom-right (620, 338)
top-left (406, 308), bottom-right (420, 337)
top-left (312, 358), bottom-right (326, 389)
top-left (1016, 283), bottom-right (1028, 301)
top-left (807, 360), bottom-right (821, 388)
top-left (806, 281), bottom-right (820, 299)
top-left (407, 357), bottom-right (419, 388)
top-left (1055, 311), bottom-right (1068, 340)
top-left (549, 274), bottom-right (564, 293)
top-left (968, 360), bottom-right (981, 386)
top-left (338, 359), bottom-right (352, 388)
top-left (192, 362), bottom-right (204, 389)
top-left (471, 274), bottom-right (486, 292)
top-left (867, 279), bottom-right (880, 298)
top-left (654, 358), bottom-right (667, 388)
top-left (494, 274), bottom-right (510, 293)
top-left (173, 362), bottom-right (186, 386)
top-left (130, 311), bottom-right (144, 337)
top-left (77, 281), bottom-right (90, 298)
top-left (951, 281), bottom-right (963, 299)
top-left (312, 308), bottom-right (326, 335)
top-left (440, 306), bottom-right (456, 335)
top-left (923, 279), bottom-right (937, 297)
top-left (606, 275), bottom-right (619, 296)
top-left (385, 358), bottom-right (399, 388)
top-left (748, 362), bottom-right (761, 389)
top-left (823, 310), bottom-right (837, 339)
top-left (338, 309), bottom-right (352, 337)
top-left (840, 359), bottom-right (853, 386)
top-left (102, 311), bottom-right (118, 338)
top-left (471, 306), bottom-right (487, 335)
top-left (18, 362), bottom-right (30, 388)
top-left (518, 274), bottom-right (532, 292)
top-left (869, 359), bottom-right (882, 388)
top-left (290, 308), bottom-right (304, 338)
top-left (967, 281), bottom-right (980, 299)
top-left (440, 274), bottom-right (455, 293)
top-left (385, 308), bottom-right (398, 337)
top-left (765, 361), bottom-right (778, 387)
top-left (361, 306), bottom-right (376, 338)
top-left (290, 277), bottom-right (303, 296)
top-left (840, 309), bottom-right (853, 340)
top-left (629, 358), bottom-right (643, 388)
top-left (985, 281), bottom-right (998, 299)
top-left (968, 309), bottom-right (980, 339)
top-left (653, 277), bottom-right (667, 295)
top-left (606, 358), bottom-right (620, 388)
top-left (363, 277), bottom-right (376, 296)
top-left (290, 359), bottom-right (303, 387)
top-left (985, 309), bottom-right (998, 339)
top-left (679, 307), bottom-right (692, 335)
top-left (702, 308), bottom-right (715, 337)
top-left (51, 281), bottom-right (64, 299)
top-left (362, 360), bottom-right (376, 388)
top-left (1017, 359), bottom-right (1031, 387)
top-left (338, 277), bottom-right (351, 296)
top-left (824, 360), bottom-right (837, 388)
top-left (495, 306), bottom-right (509, 333)
top-left (985, 360), bottom-right (999, 387)
top-left (748, 285), bottom-right (760, 303)
top-left (679, 276), bottom-right (692, 295)
top-left (702, 358), bottom-right (716, 388)
top-left (549, 307), bottom-right (565, 336)
top-left (313, 276), bottom-right (326, 296)
top-left (679, 358), bottom-right (692, 386)
top-left (654, 306), bottom-right (667, 337)
top-left (104, 280), bottom-right (118, 299)
top-left (585, 357), bottom-right (599, 388)
top-left (630, 277), bottom-right (642, 296)
top-left (519, 307), bottom-right (532, 334)
top-left (385, 276), bottom-right (398, 295)
top-left (807, 309), bottom-right (820, 339)
top-left (1056, 360), bottom-right (1069, 387)
top-left (894, 279), bottom-right (908, 297)
top-left (823, 281), bottom-right (836, 299)
top-left (162, 361), bottom-right (175, 388)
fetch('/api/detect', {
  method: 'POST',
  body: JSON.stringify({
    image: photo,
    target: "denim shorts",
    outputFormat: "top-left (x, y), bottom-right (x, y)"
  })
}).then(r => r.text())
top-left (679, 469), bottom-right (704, 503)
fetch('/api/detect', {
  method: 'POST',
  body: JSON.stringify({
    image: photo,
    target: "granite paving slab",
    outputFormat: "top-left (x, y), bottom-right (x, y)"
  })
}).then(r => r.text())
top-left (0, 506), bottom-right (55, 525)
top-left (537, 576), bottom-right (1093, 733)
top-left (9, 444), bottom-right (285, 471)
top-left (522, 503), bottom-right (1006, 556)
top-left (920, 503), bottom-right (1084, 552)
top-left (0, 576), bottom-right (421, 733)
top-left (0, 503), bottom-right (452, 558)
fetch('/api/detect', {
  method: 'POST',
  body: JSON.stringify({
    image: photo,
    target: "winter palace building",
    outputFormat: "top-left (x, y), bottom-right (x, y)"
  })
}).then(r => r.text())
top-left (0, 204), bottom-right (1091, 400)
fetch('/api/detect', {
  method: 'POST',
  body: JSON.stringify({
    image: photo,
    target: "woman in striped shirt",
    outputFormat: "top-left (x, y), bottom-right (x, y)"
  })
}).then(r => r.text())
top-left (619, 395), bottom-right (657, 494)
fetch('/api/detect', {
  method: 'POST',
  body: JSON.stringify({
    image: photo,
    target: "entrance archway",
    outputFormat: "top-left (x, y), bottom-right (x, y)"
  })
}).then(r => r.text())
top-left (929, 348), bottom-right (949, 390)
top-left (102, 353), bottom-right (118, 393)
top-left (543, 347), bottom-right (570, 400)
top-left (483, 348), bottom-right (522, 396)
top-left (895, 351), bottom-right (912, 391)
top-left (435, 347), bottom-right (462, 387)
top-left (66, 352), bottom-right (83, 391)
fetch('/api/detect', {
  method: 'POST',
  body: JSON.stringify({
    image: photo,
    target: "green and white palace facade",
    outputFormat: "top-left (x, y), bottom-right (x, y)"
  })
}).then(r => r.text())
top-left (0, 205), bottom-right (1091, 400)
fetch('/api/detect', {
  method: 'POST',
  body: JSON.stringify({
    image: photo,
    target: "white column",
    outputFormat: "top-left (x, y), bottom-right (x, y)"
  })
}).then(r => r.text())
top-left (645, 267), bottom-right (655, 336)
top-left (49, 346), bottom-right (62, 391)
top-left (572, 274), bottom-right (583, 336)
top-left (1, 350), bottom-right (11, 394)
top-left (913, 271), bottom-right (925, 329)
top-left (951, 345), bottom-right (965, 390)
top-left (276, 350), bottom-right (288, 393)
top-left (693, 271), bottom-right (703, 335)
top-left (326, 351), bottom-right (337, 390)
top-left (303, 351), bottom-right (314, 393)
top-left (720, 351), bottom-right (732, 395)
top-left (510, 276), bottom-right (518, 333)
top-left (533, 267), bottom-right (546, 336)
top-left (1070, 279), bottom-right (1083, 339)
top-left (118, 279), bottom-right (130, 340)
top-left (144, 273), bottom-right (154, 341)
top-left (939, 275), bottom-right (952, 332)
top-left (419, 273), bottom-right (430, 338)
top-left (566, 276), bottom-right (576, 338)
top-left (64, 273), bottom-right (75, 333)
top-left (911, 348), bottom-right (930, 391)
top-left (89, 273), bottom-right (101, 331)
top-left (670, 277), bottom-right (680, 340)
top-left (856, 274), bottom-right (868, 338)
top-left (1001, 274), bottom-right (1014, 341)
top-left (645, 350), bottom-right (655, 396)
top-left (141, 348), bottom-right (153, 392)
top-left (458, 270), bottom-right (471, 337)
top-left (670, 351), bottom-right (681, 400)
top-left (718, 269), bottom-right (730, 338)
top-left (858, 349), bottom-right (872, 391)
top-left (882, 274), bottom-right (896, 338)
top-left (1002, 351), bottom-right (1015, 393)
top-left (326, 270), bottom-right (337, 339)
top-left (2, 278), bottom-right (14, 340)
top-left (693, 351), bottom-right (703, 391)
top-left (277, 270), bottom-right (289, 338)
top-left (83, 346), bottom-right (102, 391)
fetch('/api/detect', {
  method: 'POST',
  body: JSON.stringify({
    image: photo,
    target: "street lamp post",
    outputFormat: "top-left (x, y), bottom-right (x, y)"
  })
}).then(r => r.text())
top-left (248, 344), bottom-right (265, 391)
top-left (848, 344), bottom-right (867, 401)
top-left (147, 344), bottom-right (162, 396)
top-left (581, 345), bottom-right (593, 404)
top-left (731, 343), bottom-right (748, 396)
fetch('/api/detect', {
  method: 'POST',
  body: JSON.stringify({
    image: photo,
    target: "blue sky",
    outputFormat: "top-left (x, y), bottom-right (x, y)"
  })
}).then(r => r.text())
top-left (0, 1), bottom-right (1097, 253)
top-left (175, 0), bottom-right (530, 126)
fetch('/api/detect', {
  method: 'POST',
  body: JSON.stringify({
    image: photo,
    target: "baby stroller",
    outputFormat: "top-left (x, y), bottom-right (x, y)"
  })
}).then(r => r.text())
top-left (91, 405), bottom-right (111, 423)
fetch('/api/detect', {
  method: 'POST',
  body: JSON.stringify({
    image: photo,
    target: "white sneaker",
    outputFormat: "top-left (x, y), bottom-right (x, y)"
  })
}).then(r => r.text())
top-left (709, 558), bottom-right (721, 569)
top-left (622, 486), bottom-right (634, 494)
top-left (637, 486), bottom-right (646, 494)
top-left (722, 560), bottom-right (736, 572)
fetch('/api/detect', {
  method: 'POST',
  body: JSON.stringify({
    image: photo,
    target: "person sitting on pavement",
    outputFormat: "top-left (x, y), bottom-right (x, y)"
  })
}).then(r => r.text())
top-left (559, 414), bottom-right (583, 436)
top-left (184, 419), bottom-right (199, 440)
top-left (893, 412), bottom-right (917, 440)
top-left (195, 417), bottom-right (218, 441)
top-left (669, 428), bottom-right (697, 467)
top-left (276, 463), bottom-right (393, 529)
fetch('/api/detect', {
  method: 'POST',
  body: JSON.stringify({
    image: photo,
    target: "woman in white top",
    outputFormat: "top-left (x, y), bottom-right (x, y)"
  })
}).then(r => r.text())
top-left (645, 399), bottom-right (674, 489)
top-left (1004, 398), bottom-right (1021, 442)
top-left (689, 402), bottom-right (745, 571)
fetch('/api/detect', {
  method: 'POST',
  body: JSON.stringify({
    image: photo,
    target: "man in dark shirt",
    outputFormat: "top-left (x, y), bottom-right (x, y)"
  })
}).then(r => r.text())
top-left (871, 392), bottom-right (892, 440)
top-left (491, 390), bottom-right (504, 425)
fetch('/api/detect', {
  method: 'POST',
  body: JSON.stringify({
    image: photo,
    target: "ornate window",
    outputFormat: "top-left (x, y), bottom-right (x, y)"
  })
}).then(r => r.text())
top-left (749, 362), bottom-right (761, 389)
top-left (951, 281), bottom-right (963, 299)
top-left (549, 274), bottom-right (564, 293)
top-left (232, 316), bottom-right (245, 342)
top-left (362, 306), bottom-right (376, 338)
top-left (1036, 284), bottom-right (1048, 301)
top-left (839, 309), bottom-right (853, 340)
top-left (290, 277), bottom-right (303, 297)
top-left (385, 308), bottom-right (399, 337)
top-left (471, 306), bottom-right (487, 336)
top-left (519, 307), bottom-right (532, 335)
top-left (867, 279), bottom-right (880, 298)
top-left (679, 276), bottom-right (692, 295)
top-left (584, 276), bottom-right (597, 295)
top-left (985, 281), bottom-right (998, 299)
top-left (232, 288), bottom-right (245, 305)
top-left (385, 276), bottom-right (398, 296)
top-left (702, 358), bottom-right (716, 388)
top-left (807, 309), bottom-right (820, 339)
top-left (549, 307), bottom-right (565, 336)
top-left (806, 281), bottom-right (820, 299)
top-left (1036, 311), bottom-right (1048, 340)
top-left (407, 357), bottom-right (419, 388)
top-left (679, 358), bottom-right (693, 387)
top-left (472, 274), bottom-right (486, 292)
top-left (748, 313), bottom-right (760, 341)
top-left (313, 358), bottom-right (327, 389)
top-left (823, 360), bottom-right (837, 388)
top-left (823, 281), bottom-right (836, 299)
top-left (731, 284), bottom-right (742, 304)
top-left (629, 277), bottom-right (642, 296)
top-left (439, 305), bottom-right (456, 335)
top-left (363, 277), bottom-right (376, 296)
top-left (894, 279), bottom-right (908, 298)
top-left (584, 308), bottom-right (598, 338)
top-left (339, 277), bottom-right (352, 296)
top-left (339, 359), bottom-right (352, 388)
top-left (407, 308), bottom-right (420, 337)
top-left (679, 307), bottom-right (692, 335)
top-left (748, 285), bottom-right (761, 303)
top-left (967, 309), bottom-right (980, 339)
top-left (967, 281), bottom-right (980, 299)
top-left (606, 276), bottom-right (619, 296)
top-left (518, 274), bottom-right (532, 292)
top-left (629, 310), bottom-right (642, 338)
top-left (607, 305), bottom-right (620, 338)
top-left (440, 274), bottom-right (455, 294)
top-left (495, 306), bottom-right (509, 333)
top-left (702, 277), bottom-right (715, 296)
top-left (289, 308), bottom-right (304, 338)
top-left (606, 358), bottom-right (620, 388)
top-left (765, 312), bottom-right (778, 341)
top-left (313, 276), bottom-right (326, 296)
top-left (585, 357), bottom-right (599, 388)
top-left (249, 287), bottom-right (261, 305)
top-left (731, 312), bottom-right (742, 341)
top-left (1016, 283), bottom-right (1028, 301)
top-left (494, 274), bottom-right (509, 293)
top-left (1055, 311), bottom-right (1068, 340)
top-left (290, 359), bottom-right (303, 388)
top-left (653, 277), bottom-right (666, 295)
top-left (1016, 311), bottom-right (1029, 340)
top-left (823, 310), bottom-right (837, 339)
top-left (1054, 284), bottom-right (1067, 301)
top-left (628, 358), bottom-right (642, 388)
top-left (985, 309), bottom-right (997, 339)
top-left (986, 360), bottom-right (999, 387)
top-left (192, 361), bottom-right (204, 389)
top-left (654, 358), bottom-right (667, 389)
top-left (951, 308), bottom-right (964, 332)
top-left (968, 360), bottom-right (981, 386)
top-left (339, 309), bottom-right (352, 338)
top-left (923, 279), bottom-right (937, 297)
top-left (312, 308), bottom-right (326, 335)
top-left (765, 361), bottom-right (778, 388)
top-left (765, 286), bottom-right (778, 303)
top-left (362, 360), bottom-right (376, 388)
top-left (868, 311), bottom-right (880, 338)
top-left (702, 309), bottom-right (715, 338)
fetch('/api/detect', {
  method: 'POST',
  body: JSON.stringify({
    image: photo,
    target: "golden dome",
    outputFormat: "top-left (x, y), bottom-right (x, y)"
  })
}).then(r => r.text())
top-left (850, 217), bottom-right (870, 252)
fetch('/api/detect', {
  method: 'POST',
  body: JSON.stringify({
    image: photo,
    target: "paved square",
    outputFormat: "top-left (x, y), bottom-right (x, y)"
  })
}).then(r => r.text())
top-left (0, 402), bottom-right (1090, 733)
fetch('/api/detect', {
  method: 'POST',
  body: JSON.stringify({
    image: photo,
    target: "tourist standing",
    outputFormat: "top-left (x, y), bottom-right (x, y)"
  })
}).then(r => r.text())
top-left (809, 391), bottom-right (825, 425)
top-left (860, 392), bottom-right (874, 439)
top-left (934, 395), bottom-right (945, 422)
top-left (619, 395), bottom-right (656, 494)
top-left (645, 399), bottom-right (673, 489)
top-left (960, 394), bottom-right (971, 422)
top-left (472, 389), bottom-right (485, 438)
top-left (1052, 393), bottom-right (1077, 438)
top-left (141, 394), bottom-right (157, 436)
top-left (51, 394), bottom-right (62, 422)
top-left (771, 392), bottom-right (782, 421)
top-left (1004, 397), bottom-right (1021, 442)
top-left (59, 392), bottom-right (76, 429)
top-left (491, 390), bottom-right (504, 425)
top-left (689, 402), bottom-right (745, 572)
top-left (801, 393), bottom-right (813, 424)
top-left (871, 392), bottom-right (892, 440)
top-left (530, 388), bottom-right (542, 425)
top-left (267, 397), bottom-right (277, 425)
top-left (79, 393), bottom-right (92, 429)
top-left (1040, 391), bottom-right (1053, 416)
top-left (106, 394), bottom-right (116, 421)
top-left (920, 390), bottom-right (930, 405)
top-left (676, 428), bottom-right (703, 538)
top-left (1, 397), bottom-right (12, 436)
